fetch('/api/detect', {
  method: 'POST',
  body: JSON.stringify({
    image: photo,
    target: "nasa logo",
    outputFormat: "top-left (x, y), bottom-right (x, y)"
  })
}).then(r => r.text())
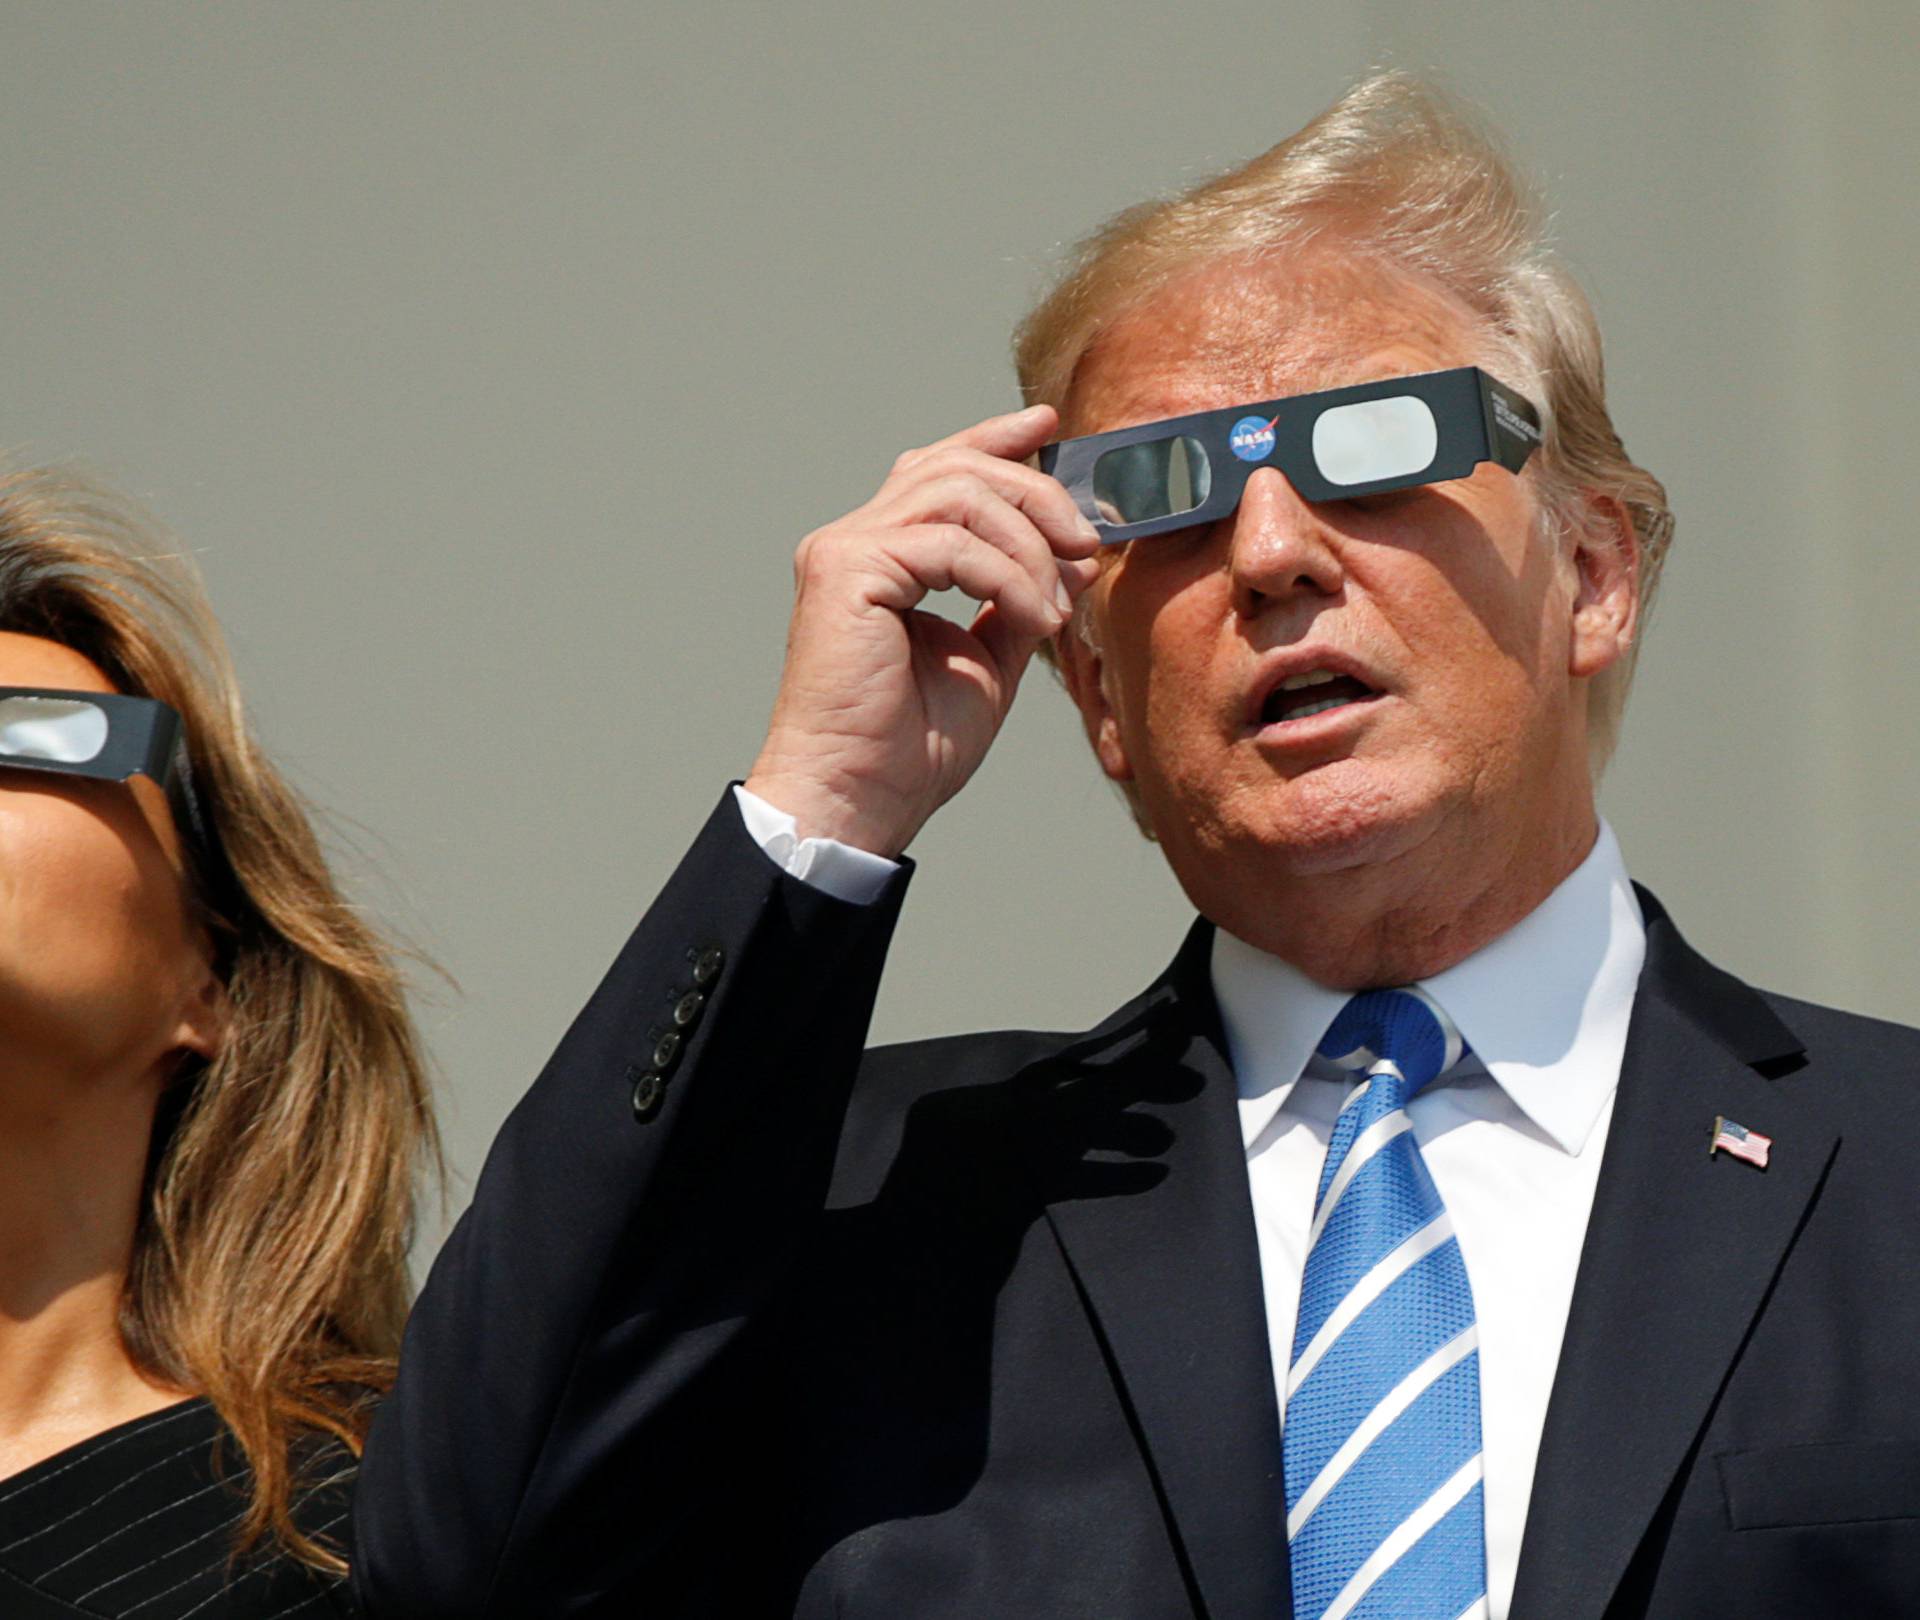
top-left (1229, 414), bottom-right (1278, 463)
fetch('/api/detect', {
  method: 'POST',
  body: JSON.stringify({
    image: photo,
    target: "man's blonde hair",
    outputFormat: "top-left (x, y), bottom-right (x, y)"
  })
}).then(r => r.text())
top-left (0, 466), bottom-right (440, 1576)
top-left (1015, 70), bottom-right (1671, 779)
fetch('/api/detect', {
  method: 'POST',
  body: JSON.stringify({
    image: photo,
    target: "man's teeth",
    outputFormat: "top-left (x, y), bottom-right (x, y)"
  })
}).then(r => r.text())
top-left (1286, 694), bottom-right (1358, 720)
top-left (1260, 667), bottom-right (1376, 725)
top-left (1278, 668), bottom-right (1342, 692)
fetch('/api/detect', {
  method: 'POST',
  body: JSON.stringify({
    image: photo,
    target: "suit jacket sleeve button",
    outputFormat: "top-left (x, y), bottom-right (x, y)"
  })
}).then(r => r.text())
top-left (631, 1071), bottom-right (666, 1120)
top-left (651, 1031), bottom-right (683, 1071)
top-left (692, 946), bottom-right (725, 986)
top-left (672, 991), bottom-right (706, 1028)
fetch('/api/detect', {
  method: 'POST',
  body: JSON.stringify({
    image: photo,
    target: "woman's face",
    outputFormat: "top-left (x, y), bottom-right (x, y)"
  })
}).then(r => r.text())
top-left (0, 632), bottom-right (221, 1107)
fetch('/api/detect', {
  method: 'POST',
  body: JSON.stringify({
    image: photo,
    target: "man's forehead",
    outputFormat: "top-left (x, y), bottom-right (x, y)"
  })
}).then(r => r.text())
top-left (1062, 252), bottom-right (1485, 435)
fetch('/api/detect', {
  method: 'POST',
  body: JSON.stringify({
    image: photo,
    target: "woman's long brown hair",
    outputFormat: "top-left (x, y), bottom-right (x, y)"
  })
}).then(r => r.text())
top-left (0, 467), bottom-right (441, 1574)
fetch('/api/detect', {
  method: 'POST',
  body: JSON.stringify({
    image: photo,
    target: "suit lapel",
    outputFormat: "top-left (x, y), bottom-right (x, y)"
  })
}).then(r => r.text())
top-left (1034, 921), bottom-right (1293, 1620)
top-left (1509, 891), bottom-right (1837, 1620)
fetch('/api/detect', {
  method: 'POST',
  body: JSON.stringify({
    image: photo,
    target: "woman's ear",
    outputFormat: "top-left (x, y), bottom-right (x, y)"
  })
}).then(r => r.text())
top-left (171, 944), bottom-right (229, 1065)
top-left (1568, 491), bottom-right (1640, 680)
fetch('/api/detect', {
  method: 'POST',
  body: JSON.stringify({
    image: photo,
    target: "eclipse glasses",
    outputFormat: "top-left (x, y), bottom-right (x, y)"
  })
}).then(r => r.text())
top-left (1039, 367), bottom-right (1544, 544)
top-left (0, 686), bottom-right (223, 883)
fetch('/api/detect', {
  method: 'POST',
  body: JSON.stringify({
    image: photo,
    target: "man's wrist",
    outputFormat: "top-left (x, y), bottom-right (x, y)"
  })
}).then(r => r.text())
top-left (739, 768), bottom-right (915, 860)
top-left (733, 784), bottom-right (900, 906)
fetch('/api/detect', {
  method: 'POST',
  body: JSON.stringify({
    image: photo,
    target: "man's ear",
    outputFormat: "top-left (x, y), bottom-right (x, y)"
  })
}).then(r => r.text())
top-left (1568, 492), bottom-right (1640, 680)
top-left (1051, 616), bottom-right (1134, 784)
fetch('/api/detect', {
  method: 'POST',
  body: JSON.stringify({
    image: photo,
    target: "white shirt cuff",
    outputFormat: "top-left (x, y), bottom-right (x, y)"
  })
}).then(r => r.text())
top-left (732, 784), bottom-right (900, 906)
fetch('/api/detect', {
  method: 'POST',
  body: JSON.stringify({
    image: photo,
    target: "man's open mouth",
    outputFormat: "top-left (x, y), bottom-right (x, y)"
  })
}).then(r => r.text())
top-left (1258, 668), bottom-right (1381, 727)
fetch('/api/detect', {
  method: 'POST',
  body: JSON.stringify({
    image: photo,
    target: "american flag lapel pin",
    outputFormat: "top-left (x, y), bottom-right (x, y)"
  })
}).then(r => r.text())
top-left (1709, 1114), bottom-right (1772, 1169)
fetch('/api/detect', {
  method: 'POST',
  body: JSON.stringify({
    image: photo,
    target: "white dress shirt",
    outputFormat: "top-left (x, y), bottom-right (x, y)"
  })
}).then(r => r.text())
top-left (735, 786), bottom-right (1646, 1618)
top-left (733, 784), bottom-right (901, 905)
top-left (1216, 822), bottom-right (1644, 1619)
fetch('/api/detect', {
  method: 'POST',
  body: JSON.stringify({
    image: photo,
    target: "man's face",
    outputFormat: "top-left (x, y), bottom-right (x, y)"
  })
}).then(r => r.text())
top-left (1058, 252), bottom-right (1633, 931)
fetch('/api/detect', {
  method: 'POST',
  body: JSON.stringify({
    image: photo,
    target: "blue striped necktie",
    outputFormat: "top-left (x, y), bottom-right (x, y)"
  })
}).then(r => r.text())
top-left (1284, 986), bottom-right (1488, 1620)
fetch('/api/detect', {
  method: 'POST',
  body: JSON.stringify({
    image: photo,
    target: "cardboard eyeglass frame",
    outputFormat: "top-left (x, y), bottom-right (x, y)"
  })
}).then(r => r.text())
top-left (0, 686), bottom-right (184, 785)
top-left (1038, 366), bottom-right (1544, 545)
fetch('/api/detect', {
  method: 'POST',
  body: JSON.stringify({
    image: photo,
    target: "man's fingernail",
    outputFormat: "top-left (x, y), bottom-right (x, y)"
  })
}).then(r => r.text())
top-left (1054, 579), bottom-right (1073, 615)
top-left (1076, 515), bottom-right (1100, 543)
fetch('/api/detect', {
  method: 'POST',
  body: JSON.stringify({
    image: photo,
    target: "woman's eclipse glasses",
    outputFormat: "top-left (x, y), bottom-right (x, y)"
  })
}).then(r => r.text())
top-left (0, 686), bottom-right (226, 895)
top-left (1039, 366), bottom-right (1544, 544)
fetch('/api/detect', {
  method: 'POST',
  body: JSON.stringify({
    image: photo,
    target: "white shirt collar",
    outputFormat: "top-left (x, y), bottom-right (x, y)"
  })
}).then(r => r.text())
top-left (1215, 820), bottom-right (1646, 1157)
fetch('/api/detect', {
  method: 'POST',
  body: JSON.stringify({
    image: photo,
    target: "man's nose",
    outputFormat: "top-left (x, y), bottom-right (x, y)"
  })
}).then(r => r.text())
top-left (1227, 466), bottom-right (1344, 616)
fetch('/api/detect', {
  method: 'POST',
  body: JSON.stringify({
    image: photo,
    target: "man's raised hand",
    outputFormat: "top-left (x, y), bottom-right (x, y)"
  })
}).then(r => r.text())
top-left (744, 404), bottom-right (1101, 858)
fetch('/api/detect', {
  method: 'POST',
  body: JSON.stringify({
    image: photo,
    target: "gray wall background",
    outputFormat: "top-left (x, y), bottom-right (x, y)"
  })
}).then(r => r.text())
top-left (0, 3), bottom-right (1913, 1243)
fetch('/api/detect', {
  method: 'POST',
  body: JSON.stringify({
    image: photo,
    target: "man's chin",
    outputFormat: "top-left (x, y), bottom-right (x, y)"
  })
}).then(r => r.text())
top-left (1253, 810), bottom-right (1436, 879)
top-left (1157, 768), bottom-right (1446, 886)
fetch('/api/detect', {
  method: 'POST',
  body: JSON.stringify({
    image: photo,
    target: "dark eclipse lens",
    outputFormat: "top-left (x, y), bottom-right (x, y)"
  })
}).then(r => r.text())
top-left (1091, 434), bottom-right (1212, 525)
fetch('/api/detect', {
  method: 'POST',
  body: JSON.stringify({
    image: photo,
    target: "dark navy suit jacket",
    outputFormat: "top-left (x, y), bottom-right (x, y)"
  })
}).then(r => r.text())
top-left (354, 793), bottom-right (1920, 1618)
